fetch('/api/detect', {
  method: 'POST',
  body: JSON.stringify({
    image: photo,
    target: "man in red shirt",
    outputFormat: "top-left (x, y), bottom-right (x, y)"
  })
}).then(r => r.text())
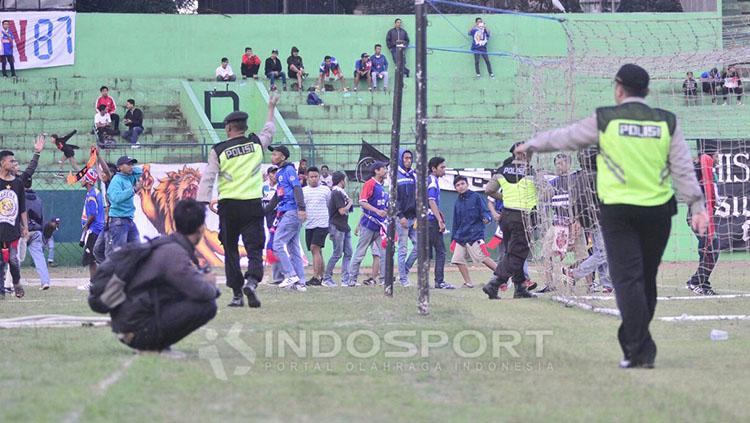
top-left (241, 47), bottom-right (261, 79)
top-left (95, 86), bottom-right (120, 133)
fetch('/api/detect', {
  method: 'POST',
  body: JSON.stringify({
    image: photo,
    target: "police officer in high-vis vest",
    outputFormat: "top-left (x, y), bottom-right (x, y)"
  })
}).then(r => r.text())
top-left (198, 96), bottom-right (280, 309)
top-left (484, 142), bottom-right (538, 300)
top-left (517, 64), bottom-right (709, 369)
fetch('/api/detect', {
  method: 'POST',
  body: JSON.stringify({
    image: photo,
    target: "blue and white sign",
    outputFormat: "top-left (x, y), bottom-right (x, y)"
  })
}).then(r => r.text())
top-left (1, 11), bottom-right (75, 70)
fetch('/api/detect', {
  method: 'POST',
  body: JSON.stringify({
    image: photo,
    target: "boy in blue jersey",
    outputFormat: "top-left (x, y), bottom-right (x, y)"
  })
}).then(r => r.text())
top-left (427, 157), bottom-right (456, 289)
top-left (269, 145), bottom-right (308, 292)
top-left (81, 169), bottom-right (105, 278)
top-left (348, 161), bottom-right (388, 286)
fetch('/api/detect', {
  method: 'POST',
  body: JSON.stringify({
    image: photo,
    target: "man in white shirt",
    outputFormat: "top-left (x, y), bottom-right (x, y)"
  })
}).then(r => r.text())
top-left (302, 166), bottom-right (331, 286)
top-left (94, 104), bottom-right (115, 144)
top-left (216, 57), bottom-right (237, 81)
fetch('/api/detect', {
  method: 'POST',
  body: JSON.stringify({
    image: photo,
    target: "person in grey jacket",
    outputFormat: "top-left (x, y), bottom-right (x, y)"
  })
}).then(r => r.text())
top-left (385, 18), bottom-right (410, 77)
top-left (112, 199), bottom-right (219, 354)
top-left (516, 64), bottom-right (708, 369)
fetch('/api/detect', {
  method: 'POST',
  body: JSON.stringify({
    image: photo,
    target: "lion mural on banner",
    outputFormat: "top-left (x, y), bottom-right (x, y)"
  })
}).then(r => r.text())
top-left (138, 164), bottom-right (246, 266)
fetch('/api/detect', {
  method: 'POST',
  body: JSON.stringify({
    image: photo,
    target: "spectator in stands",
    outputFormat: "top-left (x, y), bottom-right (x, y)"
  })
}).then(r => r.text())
top-left (302, 167), bottom-right (331, 286)
top-left (95, 104), bottom-right (117, 145)
top-left (265, 49), bottom-right (287, 91)
top-left (51, 130), bottom-right (79, 172)
top-left (319, 165), bottom-right (333, 187)
top-left (451, 175), bottom-right (495, 288)
top-left (706, 67), bottom-right (722, 104)
top-left (111, 199), bottom-right (219, 356)
top-left (216, 57), bottom-right (237, 82)
top-left (317, 56), bottom-right (347, 92)
top-left (122, 99), bottom-right (144, 149)
top-left (683, 71), bottom-right (698, 106)
top-left (353, 53), bottom-right (372, 92)
top-left (469, 18), bottom-right (494, 78)
top-left (81, 169), bottom-right (105, 279)
top-left (23, 176), bottom-right (51, 290)
top-left (385, 18), bottom-right (410, 78)
top-left (298, 158), bottom-right (309, 187)
top-left (1, 20), bottom-right (16, 78)
top-left (107, 155), bottom-right (143, 250)
top-left (287, 46), bottom-right (306, 92)
top-left (324, 172), bottom-right (354, 287)
top-left (370, 44), bottom-right (389, 91)
top-left (96, 86), bottom-right (120, 132)
top-left (43, 218), bottom-right (60, 268)
top-left (241, 47), bottom-right (261, 79)
top-left (722, 66), bottom-right (742, 105)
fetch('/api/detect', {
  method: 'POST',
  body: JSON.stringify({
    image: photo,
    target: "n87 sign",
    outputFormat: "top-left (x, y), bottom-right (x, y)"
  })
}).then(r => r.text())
top-left (3, 12), bottom-right (75, 69)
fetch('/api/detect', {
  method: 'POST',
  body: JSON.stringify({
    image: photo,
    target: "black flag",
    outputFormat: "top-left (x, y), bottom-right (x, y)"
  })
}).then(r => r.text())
top-left (345, 140), bottom-right (389, 182)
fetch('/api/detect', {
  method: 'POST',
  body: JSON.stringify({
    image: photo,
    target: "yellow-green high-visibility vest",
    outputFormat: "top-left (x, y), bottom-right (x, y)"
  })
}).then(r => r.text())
top-left (214, 134), bottom-right (263, 201)
top-left (596, 102), bottom-right (676, 207)
top-left (497, 162), bottom-right (537, 211)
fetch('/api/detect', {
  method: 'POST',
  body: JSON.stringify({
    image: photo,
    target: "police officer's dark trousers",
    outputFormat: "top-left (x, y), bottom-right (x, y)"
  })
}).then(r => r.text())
top-left (218, 198), bottom-right (265, 296)
top-left (490, 209), bottom-right (529, 287)
top-left (599, 199), bottom-right (675, 365)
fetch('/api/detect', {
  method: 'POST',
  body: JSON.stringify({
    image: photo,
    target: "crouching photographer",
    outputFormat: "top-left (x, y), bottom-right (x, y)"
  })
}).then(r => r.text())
top-left (90, 199), bottom-right (219, 354)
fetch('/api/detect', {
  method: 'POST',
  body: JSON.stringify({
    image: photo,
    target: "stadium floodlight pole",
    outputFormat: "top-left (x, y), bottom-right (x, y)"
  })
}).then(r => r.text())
top-left (415, 0), bottom-right (430, 315)
top-left (385, 45), bottom-right (406, 298)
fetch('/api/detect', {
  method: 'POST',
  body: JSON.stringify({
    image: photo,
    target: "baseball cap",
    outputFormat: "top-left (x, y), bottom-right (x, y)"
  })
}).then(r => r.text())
top-left (361, 52), bottom-right (369, 58)
top-left (332, 171), bottom-right (346, 186)
top-left (223, 111), bottom-right (249, 125)
top-left (267, 165), bottom-right (278, 173)
top-left (371, 161), bottom-right (388, 171)
top-left (116, 156), bottom-right (138, 166)
top-left (272, 49), bottom-right (279, 54)
top-left (615, 64), bottom-right (649, 91)
top-left (268, 145), bottom-right (290, 159)
top-left (509, 141), bottom-right (523, 154)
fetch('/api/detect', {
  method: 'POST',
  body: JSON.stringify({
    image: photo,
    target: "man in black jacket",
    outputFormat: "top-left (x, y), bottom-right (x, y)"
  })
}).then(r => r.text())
top-left (385, 18), bottom-right (410, 78)
top-left (265, 49), bottom-right (287, 91)
top-left (122, 99), bottom-right (144, 149)
top-left (112, 199), bottom-right (219, 354)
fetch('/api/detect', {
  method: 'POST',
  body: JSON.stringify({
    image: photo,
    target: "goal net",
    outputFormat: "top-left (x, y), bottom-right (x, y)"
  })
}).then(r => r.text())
top-left (518, 14), bottom-right (750, 303)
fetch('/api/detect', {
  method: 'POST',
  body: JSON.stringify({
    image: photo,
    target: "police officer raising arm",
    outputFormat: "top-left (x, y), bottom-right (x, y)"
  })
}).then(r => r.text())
top-left (515, 64), bottom-right (708, 369)
top-left (197, 95), bottom-right (280, 309)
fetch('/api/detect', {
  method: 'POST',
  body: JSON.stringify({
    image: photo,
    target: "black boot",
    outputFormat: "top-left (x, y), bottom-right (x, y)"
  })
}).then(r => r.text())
top-left (482, 281), bottom-right (500, 300)
top-left (513, 284), bottom-right (534, 299)
top-left (228, 291), bottom-right (244, 307)
top-left (242, 278), bottom-right (261, 308)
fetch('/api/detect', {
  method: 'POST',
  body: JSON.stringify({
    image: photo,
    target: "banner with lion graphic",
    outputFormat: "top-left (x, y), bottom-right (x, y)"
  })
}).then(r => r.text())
top-left (133, 162), bottom-right (279, 266)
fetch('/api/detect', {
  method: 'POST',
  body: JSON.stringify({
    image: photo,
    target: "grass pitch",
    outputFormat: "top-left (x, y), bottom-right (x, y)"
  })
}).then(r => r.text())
top-left (0, 268), bottom-right (748, 422)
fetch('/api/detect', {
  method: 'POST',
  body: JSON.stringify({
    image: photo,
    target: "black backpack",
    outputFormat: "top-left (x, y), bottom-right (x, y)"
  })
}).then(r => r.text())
top-left (88, 237), bottom-right (174, 314)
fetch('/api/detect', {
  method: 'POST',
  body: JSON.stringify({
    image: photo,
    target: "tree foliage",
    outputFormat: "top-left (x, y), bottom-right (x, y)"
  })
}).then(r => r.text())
top-left (76, 0), bottom-right (196, 13)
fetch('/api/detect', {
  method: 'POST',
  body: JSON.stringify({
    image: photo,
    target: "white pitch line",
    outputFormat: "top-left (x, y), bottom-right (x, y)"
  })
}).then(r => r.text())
top-left (659, 286), bottom-right (750, 295)
top-left (570, 294), bottom-right (750, 301)
top-left (550, 296), bottom-right (620, 317)
top-left (659, 315), bottom-right (750, 322)
top-left (64, 356), bottom-right (136, 423)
